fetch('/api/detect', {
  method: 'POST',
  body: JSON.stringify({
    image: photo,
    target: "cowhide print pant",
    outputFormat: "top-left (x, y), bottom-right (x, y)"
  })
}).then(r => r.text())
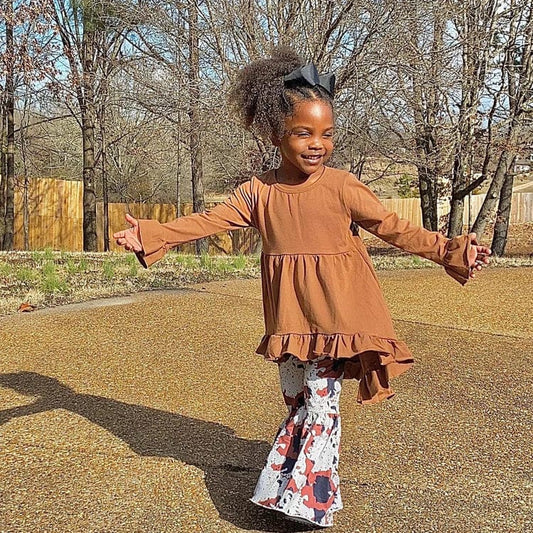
top-left (251, 355), bottom-right (345, 527)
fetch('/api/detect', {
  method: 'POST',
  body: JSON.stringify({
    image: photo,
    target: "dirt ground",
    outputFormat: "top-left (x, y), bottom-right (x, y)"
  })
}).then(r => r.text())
top-left (0, 267), bottom-right (532, 533)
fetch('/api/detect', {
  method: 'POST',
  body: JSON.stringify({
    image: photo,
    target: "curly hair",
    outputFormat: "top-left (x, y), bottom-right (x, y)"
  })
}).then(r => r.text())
top-left (229, 46), bottom-right (334, 140)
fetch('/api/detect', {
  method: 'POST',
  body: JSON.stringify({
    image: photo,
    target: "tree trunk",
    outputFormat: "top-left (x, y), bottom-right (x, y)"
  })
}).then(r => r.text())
top-left (188, 1), bottom-right (208, 255)
top-left (23, 175), bottom-right (29, 250)
top-left (0, 149), bottom-right (4, 247)
top-left (448, 194), bottom-right (465, 237)
top-left (448, 118), bottom-right (470, 237)
top-left (0, 101), bottom-right (5, 245)
top-left (2, 0), bottom-right (15, 250)
top-left (412, 76), bottom-right (439, 230)
top-left (99, 70), bottom-right (109, 252)
top-left (81, 103), bottom-right (98, 251)
top-left (80, 30), bottom-right (98, 252)
top-left (471, 130), bottom-right (518, 239)
top-left (413, 8), bottom-right (442, 233)
top-left (491, 163), bottom-right (515, 256)
top-left (20, 81), bottom-right (34, 250)
top-left (448, 0), bottom-right (496, 238)
top-left (417, 164), bottom-right (438, 231)
top-left (175, 122), bottom-right (182, 218)
top-left (101, 109), bottom-right (109, 252)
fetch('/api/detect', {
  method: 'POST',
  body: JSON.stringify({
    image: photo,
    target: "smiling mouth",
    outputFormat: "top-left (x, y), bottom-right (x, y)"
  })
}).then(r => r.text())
top-left (302, 154), bottom-right (323, 162)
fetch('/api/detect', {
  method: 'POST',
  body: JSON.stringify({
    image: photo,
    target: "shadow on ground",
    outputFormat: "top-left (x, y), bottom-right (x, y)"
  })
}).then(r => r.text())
top-left (0, 372), bottom-right (320, 533)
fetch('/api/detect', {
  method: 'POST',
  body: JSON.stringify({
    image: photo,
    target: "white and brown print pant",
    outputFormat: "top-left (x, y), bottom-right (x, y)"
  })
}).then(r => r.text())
top-left (251, 355), bottom-right (345, 527)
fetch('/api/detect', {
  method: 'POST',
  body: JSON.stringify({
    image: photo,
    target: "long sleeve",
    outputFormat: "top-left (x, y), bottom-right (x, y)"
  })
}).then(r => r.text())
top-left (136, 179), bottom-right (255, 267)
top-left (343, 173), bottom-right (473, 284)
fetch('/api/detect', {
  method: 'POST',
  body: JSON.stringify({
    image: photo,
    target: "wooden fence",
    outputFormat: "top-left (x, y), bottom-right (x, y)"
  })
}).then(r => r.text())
top-left (101, 201), bottom-right (259, 255)
top-left (14, 178), bottom-right (84, 251)
top-left (12, 177), bottom-right (533, 253)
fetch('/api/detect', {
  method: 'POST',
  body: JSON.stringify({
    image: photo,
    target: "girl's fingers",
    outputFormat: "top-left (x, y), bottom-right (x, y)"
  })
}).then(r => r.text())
top-left (476, 247), bottom-right (491, 264)
top-left (114, 215), bottom-right (139, 240)
top-left (468, 240), bottom-right (491, 271)
top-left (468, 232), bottom-right (479, 245)
top-left (125, 213), bottom-right (138, 227)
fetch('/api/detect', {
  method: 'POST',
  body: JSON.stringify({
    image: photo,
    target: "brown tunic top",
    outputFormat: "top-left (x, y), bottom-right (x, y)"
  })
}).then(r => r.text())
top-left (136, 167), bottom-right (473, 405)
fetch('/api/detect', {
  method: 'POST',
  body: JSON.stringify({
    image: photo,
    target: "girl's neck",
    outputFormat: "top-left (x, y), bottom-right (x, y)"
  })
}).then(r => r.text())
top-left (275, 164), bottom-right (325, 185)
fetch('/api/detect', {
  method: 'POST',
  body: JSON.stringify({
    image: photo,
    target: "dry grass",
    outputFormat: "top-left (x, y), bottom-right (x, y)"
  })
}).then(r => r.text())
top-left (1, 247), bottom-right (532, 317)
top-left (0, 250), bottom-right (260, 316)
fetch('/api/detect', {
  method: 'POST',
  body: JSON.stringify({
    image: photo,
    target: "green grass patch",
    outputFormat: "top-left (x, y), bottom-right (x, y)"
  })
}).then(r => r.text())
top-left (65, 255), bottom-right (89, 274)
top-left (199, 253), bottom-right (213, 269)
top-left (0, 249), bottom-right (531, 317)
top-left (32, 247), bottom-right (55, 265)
top-left (231, 254), bottom-right (248, 270)
top-left (16, 267), bottom-right (38, 282)
top-left (102, 259), bottom-right (116, 280)
top-left (0, 260), bottom-right (13, 277)
top-left (40, 261), bottom-right (68, 294)
top-left (175, 253), bottom-right (199, 269)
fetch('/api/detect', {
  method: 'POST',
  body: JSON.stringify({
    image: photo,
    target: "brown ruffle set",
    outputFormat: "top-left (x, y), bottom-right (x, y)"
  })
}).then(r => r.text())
top-left (135, 167), bottom-right (472, 405)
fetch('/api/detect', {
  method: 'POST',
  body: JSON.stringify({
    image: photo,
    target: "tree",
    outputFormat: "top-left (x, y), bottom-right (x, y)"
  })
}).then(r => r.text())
top-left (187, 0), bottom-right (207, 254)
top-left (447, 0), bottom-right (500, 237)
top-left (471, 0), bottom-right (533, 243)
top-left (491, 160), bottom-right (516, 255)
top-left (2, 0), bottom-right (15, 249)
top-left (119, 0), bottom-right (211, 253)
top-left (0, 0), bottom-right (56, 249)
top-left (51, 0), bottom-right (126, 251)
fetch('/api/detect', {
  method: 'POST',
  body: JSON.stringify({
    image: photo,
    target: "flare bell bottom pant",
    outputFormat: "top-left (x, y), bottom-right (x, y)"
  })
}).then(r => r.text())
top-left (251, 355), bottom-right (345, 527)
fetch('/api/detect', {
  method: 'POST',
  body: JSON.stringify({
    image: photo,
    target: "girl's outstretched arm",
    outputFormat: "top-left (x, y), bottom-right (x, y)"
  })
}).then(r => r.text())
top-left (114, 180), bottom-right (255, 267)
top-left (344, 174), bottom-right (491, 284)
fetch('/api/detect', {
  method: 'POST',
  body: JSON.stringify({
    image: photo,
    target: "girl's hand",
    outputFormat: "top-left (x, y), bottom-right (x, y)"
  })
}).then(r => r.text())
top-left (113, 214), bottom-right (143, 253)
top-left (467, 232), bottom-right (491, 279)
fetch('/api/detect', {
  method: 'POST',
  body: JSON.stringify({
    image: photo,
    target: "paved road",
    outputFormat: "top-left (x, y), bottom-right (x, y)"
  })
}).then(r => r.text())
top-left (1, 268), bottom-right (532, 532)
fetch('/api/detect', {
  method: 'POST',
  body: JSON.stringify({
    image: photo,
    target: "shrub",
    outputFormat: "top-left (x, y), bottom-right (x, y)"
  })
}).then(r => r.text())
top-left (396, 174), bottom-right (419, 198)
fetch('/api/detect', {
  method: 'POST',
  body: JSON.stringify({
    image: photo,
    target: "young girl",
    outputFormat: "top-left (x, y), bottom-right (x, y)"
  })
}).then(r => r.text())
top-left (113, 47), bottom-right (490, 528)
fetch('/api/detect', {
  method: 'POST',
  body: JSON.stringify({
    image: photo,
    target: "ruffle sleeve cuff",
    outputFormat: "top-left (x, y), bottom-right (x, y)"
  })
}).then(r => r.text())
top-left (442, 233), bottom-right (474, 285)
top-left (135, 219), bottom-right (168, 268)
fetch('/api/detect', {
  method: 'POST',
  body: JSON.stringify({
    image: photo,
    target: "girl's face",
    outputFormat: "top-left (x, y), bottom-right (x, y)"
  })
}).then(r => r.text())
top-left (274, 100), bottom-right (334, 181)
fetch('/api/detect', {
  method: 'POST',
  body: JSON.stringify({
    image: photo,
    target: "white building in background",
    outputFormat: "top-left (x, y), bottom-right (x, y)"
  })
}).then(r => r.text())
top-left (513, 146), bottom-right (533, 175)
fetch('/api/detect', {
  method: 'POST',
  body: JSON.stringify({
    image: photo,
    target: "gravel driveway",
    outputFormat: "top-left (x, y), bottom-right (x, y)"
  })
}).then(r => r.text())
top-left (1, 267), bottom-right (531, 532)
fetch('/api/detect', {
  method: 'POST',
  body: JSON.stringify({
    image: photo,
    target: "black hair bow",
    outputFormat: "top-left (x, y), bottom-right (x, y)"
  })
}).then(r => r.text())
top-left (283, 63), bottom-right (335, 96)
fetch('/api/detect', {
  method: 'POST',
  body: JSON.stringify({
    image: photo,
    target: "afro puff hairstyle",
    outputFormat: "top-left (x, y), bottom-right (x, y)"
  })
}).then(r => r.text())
top-left (229, 46), bottom-right (334, 140)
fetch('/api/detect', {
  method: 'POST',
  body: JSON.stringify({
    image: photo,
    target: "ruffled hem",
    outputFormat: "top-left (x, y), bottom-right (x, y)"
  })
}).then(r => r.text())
top-left (256, 332), bottom-right (414, 405)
